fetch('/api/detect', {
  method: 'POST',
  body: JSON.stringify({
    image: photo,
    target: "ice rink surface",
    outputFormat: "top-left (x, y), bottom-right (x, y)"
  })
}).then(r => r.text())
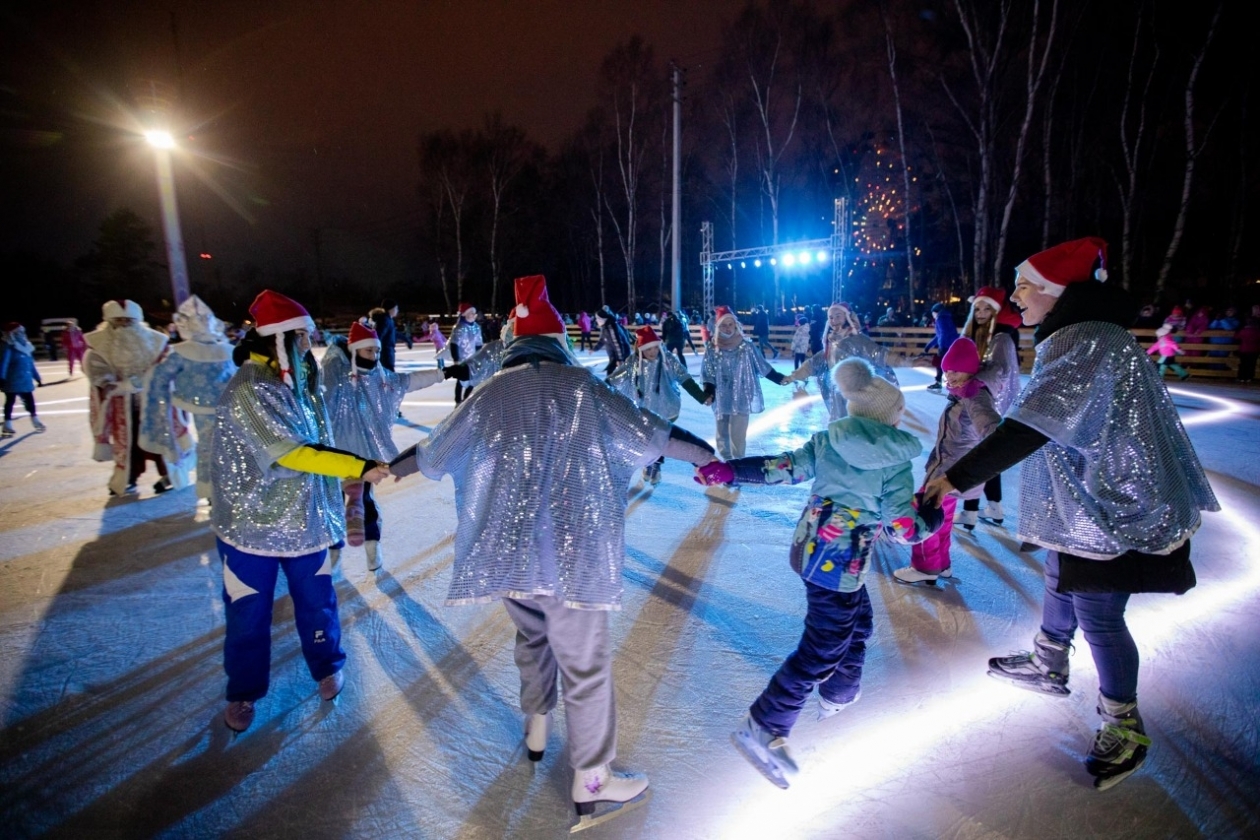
top-left (2, 345), bottom-right (1258, 839)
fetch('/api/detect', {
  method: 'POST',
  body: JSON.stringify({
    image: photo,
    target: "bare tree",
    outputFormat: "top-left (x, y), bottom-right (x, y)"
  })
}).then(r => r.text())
top-left (1109, 10), bottom-right (1158, 290)
top-left (598, 37), bottom-right (661, 313)
top-left (419, 129), bottom-right (476, 305)
top-left (941, 0), bottom-right (1012, 287)
top-left (480, 114), bottom-right (538, 312)
top-left (991, 0), bottom-right (1060, 283)
top-left (882, 2), bottom-right (918, 314)
top-left (1155, 3), bottom-right (1223, 297)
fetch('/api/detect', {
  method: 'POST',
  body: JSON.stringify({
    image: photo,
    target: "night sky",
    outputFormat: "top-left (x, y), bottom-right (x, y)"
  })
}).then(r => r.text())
top-left (1, 0), bottom-right (735, 285)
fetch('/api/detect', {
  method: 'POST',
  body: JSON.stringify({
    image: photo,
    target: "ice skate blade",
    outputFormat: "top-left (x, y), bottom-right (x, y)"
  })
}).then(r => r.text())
top-left (730, 730), bottom-right (789, 789)
top-left (570, 788), bottom-right (651, 833)
top-left (1090, 755), bottom-right (1146, 791)
top-left (893, 574), bottom-right (939, 587)
top-left (985, 669), bottom-right (1071, 697)
top-left (979, 517), bottom-right (1004, 526)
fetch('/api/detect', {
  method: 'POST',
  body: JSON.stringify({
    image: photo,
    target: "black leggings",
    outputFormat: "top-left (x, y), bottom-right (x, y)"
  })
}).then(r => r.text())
top-left (4, 392), bottom-right (35, 421)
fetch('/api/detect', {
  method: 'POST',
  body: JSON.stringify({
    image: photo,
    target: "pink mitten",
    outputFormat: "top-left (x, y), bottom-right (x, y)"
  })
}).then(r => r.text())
top-left (694, 461), bottom-right (735, 486)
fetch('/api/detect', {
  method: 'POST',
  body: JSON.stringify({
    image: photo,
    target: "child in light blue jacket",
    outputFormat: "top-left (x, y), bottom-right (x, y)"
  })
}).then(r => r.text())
top-left (1, 323), bottom-right (45, 436)
top-left (697, 358), bottom-right (943, 788)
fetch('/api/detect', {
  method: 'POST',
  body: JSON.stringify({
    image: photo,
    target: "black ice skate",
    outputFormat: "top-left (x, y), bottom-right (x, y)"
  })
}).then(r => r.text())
top-left (570, 764), bottom-right (650, 832)
top-left (524, 711), bottom-right (550, 761)
top-left (987, 632), bottom-right (1071, 697)
top-left (1086, 696), bottom-right (1151, 791)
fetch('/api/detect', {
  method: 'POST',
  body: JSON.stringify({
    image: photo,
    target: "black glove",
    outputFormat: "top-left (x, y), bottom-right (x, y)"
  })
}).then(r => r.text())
top-left (444, 362), bottom-right (470, 381)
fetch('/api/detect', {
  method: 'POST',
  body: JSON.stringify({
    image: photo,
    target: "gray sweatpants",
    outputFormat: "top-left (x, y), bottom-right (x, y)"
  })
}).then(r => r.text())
top-left (715, 413), bottom-right (750, 460)
top-left (502, 595), bottom-right (617, 770)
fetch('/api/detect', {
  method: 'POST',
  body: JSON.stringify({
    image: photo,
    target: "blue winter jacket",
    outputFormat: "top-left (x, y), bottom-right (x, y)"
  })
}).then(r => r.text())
top-left (925, 311), bottom-right (959, 354)
top-left (733, 416), bottom-right (940, 592)
top-left (0, 344), bottom-right (41, 394)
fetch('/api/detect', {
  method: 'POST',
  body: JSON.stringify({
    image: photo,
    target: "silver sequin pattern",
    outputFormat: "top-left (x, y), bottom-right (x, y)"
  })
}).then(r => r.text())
top-left (608, 349), bottom-right (693, 421)
top-left (450, 319), bottom-right (484, 381)
top-left (408, 361), bottom-right (671, 609)
top-left (321, 346), bottom-right (417, 461)
top-left (801, 334), bottom-right (898, 421)
top-left (462, 339), bottom-right (509, 386)
top-left (702, 340), bottom-right (775, 416)
top-left (1008, 321), bottom-right (1219, 559)
top-left (976, 331), bottom-right (1022, 414)
top-left (211, 360), bottom-right (345, 556)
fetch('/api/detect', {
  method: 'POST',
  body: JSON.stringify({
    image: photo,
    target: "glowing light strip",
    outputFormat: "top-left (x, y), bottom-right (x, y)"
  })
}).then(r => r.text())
top-left (712, 494), bottom-right (1258, 837)
top-left (1166, 386), bottom-right (1247, 426)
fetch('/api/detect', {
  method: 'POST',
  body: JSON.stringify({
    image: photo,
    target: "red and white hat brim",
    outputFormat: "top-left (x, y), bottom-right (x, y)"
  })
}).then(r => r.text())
top-left (256, 315), bottom-right (315, 336)
top-left (1015, 259), bottom-right (1065, 298)
top-left (348, 337), bottom-right (381, 352)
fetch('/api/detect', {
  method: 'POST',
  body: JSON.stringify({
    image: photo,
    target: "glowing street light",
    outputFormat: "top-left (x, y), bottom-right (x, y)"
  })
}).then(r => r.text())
top-left (144, 129), bottom-right (190, 305)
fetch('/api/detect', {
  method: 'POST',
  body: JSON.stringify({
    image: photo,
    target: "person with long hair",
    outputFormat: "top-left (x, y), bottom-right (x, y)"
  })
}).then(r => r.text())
top-left (212, 290), bottom-right (390, 734)
top-left (783, 303), bottom-right (897, 422)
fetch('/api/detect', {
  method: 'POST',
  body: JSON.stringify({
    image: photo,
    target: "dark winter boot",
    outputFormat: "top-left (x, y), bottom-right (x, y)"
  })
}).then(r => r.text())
top-left (987, 631), bottom-right (1071, 696)
top-left (1086, 694), bottom-right (1151, 791)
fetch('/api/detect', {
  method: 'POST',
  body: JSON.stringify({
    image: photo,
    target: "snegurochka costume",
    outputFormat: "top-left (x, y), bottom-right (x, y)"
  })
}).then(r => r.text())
top-left (320, 320), bottom-right (443, 569)
top-left (140, 295), bottom-right (235, 500)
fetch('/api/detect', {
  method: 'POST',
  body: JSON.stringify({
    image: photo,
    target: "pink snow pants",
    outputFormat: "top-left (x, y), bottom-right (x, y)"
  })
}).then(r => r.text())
top-left (910, 495), bottom-right (957, 574)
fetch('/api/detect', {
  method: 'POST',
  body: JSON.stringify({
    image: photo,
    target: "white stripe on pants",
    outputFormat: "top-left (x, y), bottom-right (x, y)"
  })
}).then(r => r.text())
top-left (715, 413), bottom-right (750, 460)
top-left (502, 595), bottom-right (617, 770)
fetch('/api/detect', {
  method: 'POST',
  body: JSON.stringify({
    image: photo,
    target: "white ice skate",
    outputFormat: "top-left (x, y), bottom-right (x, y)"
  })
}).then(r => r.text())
top-left (365, 541), bottom-right (382, 572)
top-left (318, 671), bottom-right (345, 702)
top-left (979, 501), bottom-right (1004, 525)
top-left (1, 421), bottom-right (14, 438)
top-left (31, 417), bottom-right (46, 433)
top-left (957, 509), bottom-right (978, 532)
top-left (817, 689), bottom-right (862, 721)
top-left (893, 566), bottom-right (952, 586)
top-left (570, 764), bottom-right (651, 832)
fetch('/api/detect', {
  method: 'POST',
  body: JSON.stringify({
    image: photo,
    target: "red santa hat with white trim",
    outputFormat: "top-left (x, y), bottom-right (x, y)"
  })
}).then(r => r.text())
top-left (714, 305), bottom-right (738, 328)
top-left (968, 286), bottom-right (1006, 313)
top-left (511, 274), bottom-right (566, 341)
top-left (249, 289), bottom-right (315, 386)
top-left (457, 301), bottom-right (477, 317)
top-left (347, 320), bottom-right (381, 376)
top-left (635, 325), bottom-right (662, 352)
top-left (1015, 237), bottom-right (1109, 299)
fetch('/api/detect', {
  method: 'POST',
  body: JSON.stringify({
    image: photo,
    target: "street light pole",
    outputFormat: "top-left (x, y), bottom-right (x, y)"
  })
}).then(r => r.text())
top-left (145, 130), bottom-right (191, 306)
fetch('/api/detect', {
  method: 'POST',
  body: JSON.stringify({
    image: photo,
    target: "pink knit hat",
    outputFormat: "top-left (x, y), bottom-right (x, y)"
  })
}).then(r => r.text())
top-left (941, 337), bottom-right (981, 374)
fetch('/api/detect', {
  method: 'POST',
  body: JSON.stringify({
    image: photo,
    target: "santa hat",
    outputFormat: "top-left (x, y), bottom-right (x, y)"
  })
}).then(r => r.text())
top-left (346, 321), bottom-right (381, 376)
top-left (1015, 237), bottom-right (1109, 298)
top-left (827, 302), bottom-right (861, 333)
top-left (457, 302), bottom-right (476, 317)
top-left (635, 325), bottom-right (662, 352)
top-left (511, 274), bottom-right (566, 340)
top-left (969, 286), bottom-right (1006, 313)
top-left (941, 336), bottom-right (981, 375)
top-left (2, 321), bottom-right (21, 334)
top-left (714, 306), bottom-right (737, 328)
top-left (834, 358), bottom-right (904, 427)
top-left (1156, 324), bottom-right (1173, 337)
top-left (249, 290), bottom-right (315, 387)
top-left (102, 299), bottom-right (143, 321)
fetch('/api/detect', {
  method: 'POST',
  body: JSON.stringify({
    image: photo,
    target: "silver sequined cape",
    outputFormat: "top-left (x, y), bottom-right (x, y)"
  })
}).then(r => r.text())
top-left (608, 350), bottom-right (693, 421)
top-left (211, 360), bottom-right (345, 556)
top-left (462, 339), bottom-right (509, 386)
top-left (408, 361), bottom-right (671, 609)
top-left (1008, 321), bottom-right (1219, 559)
top-left (800, 334), bottom-right (899, 421)
top-left (450, 319), bottom-right (484, 371)
top-left (322, 347), bottom-right (419, 461)
top-left (702, 340), bottom-right (774, 416)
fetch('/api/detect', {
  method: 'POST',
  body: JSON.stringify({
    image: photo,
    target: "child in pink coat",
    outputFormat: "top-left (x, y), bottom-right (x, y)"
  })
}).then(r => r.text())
top-left (1147, 325), bottom-right (1189, 380)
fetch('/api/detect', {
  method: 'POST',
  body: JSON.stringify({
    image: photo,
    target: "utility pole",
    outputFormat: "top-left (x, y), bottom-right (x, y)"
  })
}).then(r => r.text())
top-left (670, 62), bottom-right (683, 311)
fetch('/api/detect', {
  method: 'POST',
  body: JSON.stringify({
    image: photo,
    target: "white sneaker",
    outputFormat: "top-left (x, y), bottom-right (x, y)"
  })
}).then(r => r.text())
top-left (893, 566), bottom-right (951, 585)
top-left (524, 711), bottom-right (551, 761)
top-left (365, 541), bottom-right (381, 571)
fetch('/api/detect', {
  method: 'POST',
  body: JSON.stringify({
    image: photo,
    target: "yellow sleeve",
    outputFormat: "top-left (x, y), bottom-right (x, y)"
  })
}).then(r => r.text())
top-left (276, 445), bottom-right (369, 479)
